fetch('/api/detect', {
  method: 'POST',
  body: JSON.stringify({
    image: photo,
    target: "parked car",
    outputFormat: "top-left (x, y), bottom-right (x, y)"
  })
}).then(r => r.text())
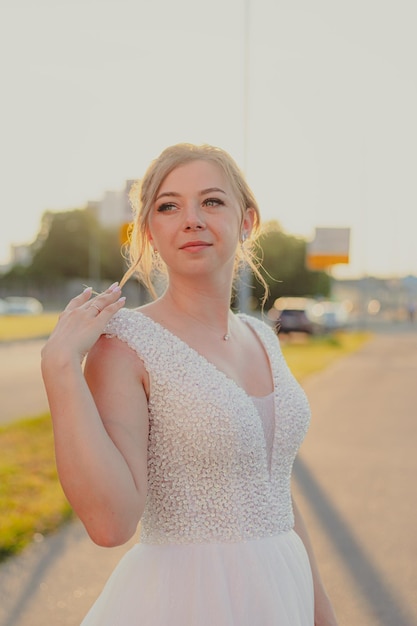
top-left (270, 297), bottom-right (350, 335)
top-left (277, 308), bottom-right (316, 334)
top-left (2, 296), bottom-right (43, 315)
top-left (309, 300), bottom-right (350, 332)
top-left (271, 297), bottom-right (322, 335)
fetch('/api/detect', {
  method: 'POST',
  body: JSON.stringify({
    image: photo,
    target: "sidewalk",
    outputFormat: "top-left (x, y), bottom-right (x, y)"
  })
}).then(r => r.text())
top-left (0, 521), bottom-right (139, 626)
top-left (1, 331), bottom-right (416, 626)
top-left (292, 331), bottom-right (417, 625)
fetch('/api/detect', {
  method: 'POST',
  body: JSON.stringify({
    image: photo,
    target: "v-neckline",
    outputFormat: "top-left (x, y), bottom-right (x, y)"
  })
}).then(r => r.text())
top-left (123, 308), bottom-right (278, 482)
top-left (129, 309), bottom-right (276, 402)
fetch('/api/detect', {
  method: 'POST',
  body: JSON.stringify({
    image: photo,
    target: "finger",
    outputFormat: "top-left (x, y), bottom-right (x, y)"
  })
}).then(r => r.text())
top-left (87, 283), bottom-right (122, 312)
top-left (88, 296), bottom-right (126, 320)
top-left (89, 302), bottom-right (103, 315)
top-left (64, 286), bottom-right (93, 312)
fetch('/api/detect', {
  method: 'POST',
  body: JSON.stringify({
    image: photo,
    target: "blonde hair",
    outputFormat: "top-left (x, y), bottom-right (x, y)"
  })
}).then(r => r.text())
top-left (120, 143), bottom-right (268, 304)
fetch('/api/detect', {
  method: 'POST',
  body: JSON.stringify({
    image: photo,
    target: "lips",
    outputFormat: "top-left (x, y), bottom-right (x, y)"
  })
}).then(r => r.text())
top-left (179, 241), bottom-right (212, 250)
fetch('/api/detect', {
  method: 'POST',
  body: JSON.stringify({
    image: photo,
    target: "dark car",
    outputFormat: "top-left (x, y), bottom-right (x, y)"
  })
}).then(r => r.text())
top-left (276, 308), bottom-right (316, 334)
top-left (270, 297), bottom-right (321, 335)
top-left (271, 297), bottom-right (350, 335)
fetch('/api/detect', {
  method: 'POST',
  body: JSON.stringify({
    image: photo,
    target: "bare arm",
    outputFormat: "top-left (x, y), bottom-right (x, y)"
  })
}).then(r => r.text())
top-left (41, 285), bottom-right (149, 547)
top-left (292, 496), bottom-right (339, 626)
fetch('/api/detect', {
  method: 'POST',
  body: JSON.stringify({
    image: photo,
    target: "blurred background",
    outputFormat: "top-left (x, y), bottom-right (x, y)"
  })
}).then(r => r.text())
top-left (1, 4), bottom-right (417, 625)
top-left (0, 0), bottom-right (416, 326)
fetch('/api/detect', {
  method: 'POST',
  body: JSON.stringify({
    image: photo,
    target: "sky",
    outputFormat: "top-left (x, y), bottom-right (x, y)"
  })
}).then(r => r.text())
top-left (1, 0), bottom-right (417, 279)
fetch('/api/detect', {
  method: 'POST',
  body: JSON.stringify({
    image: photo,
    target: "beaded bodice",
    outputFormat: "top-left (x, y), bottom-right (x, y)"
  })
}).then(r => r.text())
top-left (104, 309), bottom-right (310, 545)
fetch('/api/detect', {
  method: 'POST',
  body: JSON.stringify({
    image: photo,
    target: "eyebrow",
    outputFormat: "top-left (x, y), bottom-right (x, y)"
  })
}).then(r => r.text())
top-left (155, 187), bottom-right (227, 202)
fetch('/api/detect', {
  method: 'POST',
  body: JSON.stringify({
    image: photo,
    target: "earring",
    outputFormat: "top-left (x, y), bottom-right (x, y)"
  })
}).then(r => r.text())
top-left (241, 232), bottom-right (248, 243)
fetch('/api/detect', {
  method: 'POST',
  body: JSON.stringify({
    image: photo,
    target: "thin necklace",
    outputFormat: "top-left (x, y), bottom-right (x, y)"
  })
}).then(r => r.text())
top-left (163, 295), bottom-right (231, 341)
top-left (178, 309), bottom-right (231, 341)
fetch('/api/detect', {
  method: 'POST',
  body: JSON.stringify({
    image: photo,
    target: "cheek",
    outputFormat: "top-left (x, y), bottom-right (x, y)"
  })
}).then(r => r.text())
top-left (147, 217), bottom-right (166, 245)
top-left (216, 225), bottom-right (240, 254)
top-left (147, 222), bottom-right (177, 256)
top-left (222, 214), bottom-right (241, 241)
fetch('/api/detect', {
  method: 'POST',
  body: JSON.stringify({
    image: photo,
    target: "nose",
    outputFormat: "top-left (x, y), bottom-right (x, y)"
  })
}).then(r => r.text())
top-left (183, 204), bottom-right (206, 231)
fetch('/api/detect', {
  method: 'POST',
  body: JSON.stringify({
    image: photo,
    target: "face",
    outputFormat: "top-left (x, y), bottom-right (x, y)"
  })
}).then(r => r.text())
top-left (147, 160), bottom-right (254, 280)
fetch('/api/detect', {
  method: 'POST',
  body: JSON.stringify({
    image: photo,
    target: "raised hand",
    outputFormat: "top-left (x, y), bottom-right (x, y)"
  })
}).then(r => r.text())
top-left (41, 282), bottom-right (126, 367)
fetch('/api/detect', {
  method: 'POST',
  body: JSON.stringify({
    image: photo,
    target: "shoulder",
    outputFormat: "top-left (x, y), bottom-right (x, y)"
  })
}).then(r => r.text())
top-left (103, 307), bottom-right (158, 353)
top-left (87, 316), bottom-right (145, 375)
top-left (237, 312), bottom-right (278, 341)
top-left (237, 312), bottom-right (284, 359)
top-left (101, 307), bottom-right (177, 377)
top-left (104, 307), bottom-right (149, 337)
top-left (95, 307), bottom-right (157, 364)
top-left (86, 315), bottom-right (150, 395)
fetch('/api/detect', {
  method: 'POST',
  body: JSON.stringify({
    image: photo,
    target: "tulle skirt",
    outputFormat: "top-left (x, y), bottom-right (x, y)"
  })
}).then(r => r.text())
top-left (80, 530), bottom-right (314, 625)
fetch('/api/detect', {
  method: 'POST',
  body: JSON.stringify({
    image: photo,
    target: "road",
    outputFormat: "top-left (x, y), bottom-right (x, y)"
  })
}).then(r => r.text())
top-left (1, 329), bottom-right (417, 625)
top-left (0, 339), bottom-right (49, 423)
top-left (293, 330), bottom-right (417, 625)
top-left (0, 319), bottom-right (414, 424)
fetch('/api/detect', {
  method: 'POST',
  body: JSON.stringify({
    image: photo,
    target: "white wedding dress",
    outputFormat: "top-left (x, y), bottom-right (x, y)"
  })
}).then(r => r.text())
top-left (80, 310), bottom-right (314, 625)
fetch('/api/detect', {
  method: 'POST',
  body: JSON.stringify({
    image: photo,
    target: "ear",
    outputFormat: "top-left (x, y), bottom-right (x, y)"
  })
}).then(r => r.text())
top-left (241, 207), bottom-right (256, 240)
top-left (146, 230), bottom-right (159, 254)
top-left (146, 226), bottom-right (154, 246)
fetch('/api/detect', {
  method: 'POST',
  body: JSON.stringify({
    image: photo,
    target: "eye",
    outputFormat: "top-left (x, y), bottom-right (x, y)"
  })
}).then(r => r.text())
top-left (203, 197), bottom-right (224, 207)
top-left (156, 202), bottom-right (177, 213)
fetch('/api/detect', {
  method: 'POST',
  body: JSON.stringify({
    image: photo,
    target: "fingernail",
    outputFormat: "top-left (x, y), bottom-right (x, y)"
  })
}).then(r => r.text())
top-left (108, 282), bottom-right (120, 292)
top-left (83, 286), bottom-right (92, 293)
top-left (118, 296), bottom-right (126, 303)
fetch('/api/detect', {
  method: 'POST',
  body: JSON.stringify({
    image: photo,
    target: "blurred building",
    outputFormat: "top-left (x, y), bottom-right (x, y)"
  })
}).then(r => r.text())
top-left (9, 244), bottom-right (32, 267)
top-left (332, 275), bottom-right (417, 322)
top-left (1, 180), bottom-right (137, 275)
top-left (87, 180), bottom-right (135, 228)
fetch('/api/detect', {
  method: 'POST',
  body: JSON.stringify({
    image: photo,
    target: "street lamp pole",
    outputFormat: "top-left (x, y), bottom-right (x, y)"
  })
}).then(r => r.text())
top-left (243, 0), bottom-right (250, 174)
top-left (239, 0), bottom-right (252, 314)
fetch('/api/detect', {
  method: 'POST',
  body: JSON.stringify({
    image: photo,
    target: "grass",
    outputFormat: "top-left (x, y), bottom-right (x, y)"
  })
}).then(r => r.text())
top-left (0, 415), bottom-right (73, 562)
top-left (281, 331), bottom-right (372, 379)
top-left (0, 313), bottom-right (59, 342)
top-left (0, 315), bottom-right (372, 562)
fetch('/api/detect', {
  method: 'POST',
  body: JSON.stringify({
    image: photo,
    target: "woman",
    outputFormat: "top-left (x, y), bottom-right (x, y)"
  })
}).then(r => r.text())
top-left (41, 143), bottom-right (338, 625)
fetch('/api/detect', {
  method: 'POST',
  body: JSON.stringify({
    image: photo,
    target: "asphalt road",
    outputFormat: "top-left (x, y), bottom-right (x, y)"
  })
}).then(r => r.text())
top-left (1, 329), bottom-right (417, 625)
top-left (0, 339), bottom-right (49, 423)
top-left (0, 318), bottom-right (414, 425)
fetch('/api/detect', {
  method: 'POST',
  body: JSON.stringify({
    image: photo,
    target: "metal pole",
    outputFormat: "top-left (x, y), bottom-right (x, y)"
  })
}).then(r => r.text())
top-left (243, 0), bottom-right (250, 174)
top-left (239, 0), bottom-right (251, 314)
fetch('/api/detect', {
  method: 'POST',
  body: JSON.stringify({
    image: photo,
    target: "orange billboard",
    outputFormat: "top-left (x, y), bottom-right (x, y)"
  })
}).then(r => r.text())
top-left (306, 228), bottom-right (350, 270)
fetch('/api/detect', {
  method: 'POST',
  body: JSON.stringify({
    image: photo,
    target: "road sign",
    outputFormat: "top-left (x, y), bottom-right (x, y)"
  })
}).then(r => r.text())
top-left (119, 222), bottom-right (133, 245)
top-left (306, 227), bottom-right (350, 270)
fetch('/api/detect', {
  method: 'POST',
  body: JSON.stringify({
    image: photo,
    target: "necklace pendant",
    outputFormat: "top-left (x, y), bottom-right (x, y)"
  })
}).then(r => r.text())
top-left (223, 333), bottom-right (230, 341)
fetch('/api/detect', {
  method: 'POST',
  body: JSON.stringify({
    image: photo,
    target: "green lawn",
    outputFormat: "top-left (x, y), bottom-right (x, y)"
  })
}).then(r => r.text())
top-left (0, 415), bottom-right (73, 561)
top-left (0, 315), bottom-right (371, 562)
top-left (0, 313), bottom-right (59, 341)
top-left (281, 331), bottom-right (371, 379)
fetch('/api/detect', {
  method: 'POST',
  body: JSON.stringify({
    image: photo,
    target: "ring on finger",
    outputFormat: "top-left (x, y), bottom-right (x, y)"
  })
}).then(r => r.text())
top-left (91, 304), bottom-right (102, 313)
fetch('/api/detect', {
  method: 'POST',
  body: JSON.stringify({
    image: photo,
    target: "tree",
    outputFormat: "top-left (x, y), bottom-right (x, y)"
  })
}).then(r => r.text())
top-left (29, 210), bottom-right (94, 280)
top-left (251, 221), bottom-right (330, 310)
top-left (1, 209), bottom-right (125, 288)
top-left (1, 213), bottom-right (329, 306)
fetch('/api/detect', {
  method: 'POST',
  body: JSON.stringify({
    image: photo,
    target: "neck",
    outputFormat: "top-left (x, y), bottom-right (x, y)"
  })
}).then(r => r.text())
top-left (161, 283), bottom-right (233, 340)
top-left (165, 271), bottom-right (232, 316)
